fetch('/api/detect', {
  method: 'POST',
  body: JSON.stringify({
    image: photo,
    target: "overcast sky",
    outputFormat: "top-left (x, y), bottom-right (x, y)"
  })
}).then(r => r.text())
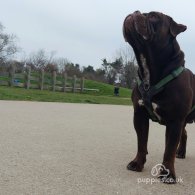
top-left (0, 0), bottom-right (194, 71)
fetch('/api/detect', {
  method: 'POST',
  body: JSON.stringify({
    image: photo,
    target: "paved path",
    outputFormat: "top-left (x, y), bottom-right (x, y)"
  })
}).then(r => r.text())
top-left (0, 101), bottom-right (194, 195)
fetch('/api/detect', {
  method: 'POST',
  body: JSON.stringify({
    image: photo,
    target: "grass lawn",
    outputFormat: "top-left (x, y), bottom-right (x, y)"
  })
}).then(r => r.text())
top-left (84, 80), bottom-right (131, 97)
top-left (0, 86), bottom-right (132, 105)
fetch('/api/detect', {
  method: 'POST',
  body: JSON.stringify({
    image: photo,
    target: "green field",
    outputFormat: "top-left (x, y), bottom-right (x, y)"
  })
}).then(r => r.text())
top-left (0, 80), bottom-right (132, 105)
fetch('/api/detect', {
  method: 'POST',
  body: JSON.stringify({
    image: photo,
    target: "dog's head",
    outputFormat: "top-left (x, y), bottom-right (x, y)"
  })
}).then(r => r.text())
top-left (123, 11), bottom-right (187, 84)
top-left (123, 11), bottom-right (187, 50)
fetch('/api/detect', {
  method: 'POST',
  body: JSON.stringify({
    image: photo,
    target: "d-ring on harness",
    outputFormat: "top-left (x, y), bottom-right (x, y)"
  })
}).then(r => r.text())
top-left (138, 66), bottom-right (195, 123)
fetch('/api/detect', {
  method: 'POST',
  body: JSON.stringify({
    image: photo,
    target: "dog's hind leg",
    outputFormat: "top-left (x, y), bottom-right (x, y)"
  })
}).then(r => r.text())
top-left (127, 107), bottom-right (149, 172)
top-left (176, 125), bottom-right (187, 159)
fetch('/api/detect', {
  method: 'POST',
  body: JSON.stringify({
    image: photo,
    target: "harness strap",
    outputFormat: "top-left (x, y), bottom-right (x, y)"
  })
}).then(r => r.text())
top-left (153, 66), bottom-right (184, 90)
top-left (138, 66), bottom-right (185, 123)
top-left (189, 105), bottom-right (195, 115)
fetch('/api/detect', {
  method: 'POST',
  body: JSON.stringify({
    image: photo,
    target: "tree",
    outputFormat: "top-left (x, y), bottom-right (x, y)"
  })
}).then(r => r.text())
top-left (95, 68), bottom-right (106, 82)
top-left (27, 49), bottom-right (49, 70)
top-left (82, 65), bottom-right (95, 80)
top-left (101, 57), bottom-right (123, 85)
top-left (45, 63), bottom-right (58, 73)
top-left (115, 45), bottom-right (138, 88)
top-left (123, 61), bottom-right (138, 88)
top-left (56, 58), bottom-right (70, 73)
top-left (65, 63), bottom-right (81, 77)
top-left (26, 49), bottom-right (56, 71)
top-left (83, 65), bottom-right (95, 74)
top-left (0, 22), bottom-right (19, 65)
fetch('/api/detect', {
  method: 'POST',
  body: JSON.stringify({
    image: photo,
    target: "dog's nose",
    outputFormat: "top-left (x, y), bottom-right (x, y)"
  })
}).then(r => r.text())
top-left (134, 10), bottom-right (141, 15)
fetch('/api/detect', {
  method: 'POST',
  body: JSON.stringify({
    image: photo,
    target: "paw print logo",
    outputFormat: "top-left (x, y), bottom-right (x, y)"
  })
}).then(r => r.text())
top-left (151, 164), bottom-right (170, 177)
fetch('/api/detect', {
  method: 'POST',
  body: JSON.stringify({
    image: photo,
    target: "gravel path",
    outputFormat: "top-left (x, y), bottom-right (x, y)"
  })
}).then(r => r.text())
top-left (0, 100), bottom-right (194, 195)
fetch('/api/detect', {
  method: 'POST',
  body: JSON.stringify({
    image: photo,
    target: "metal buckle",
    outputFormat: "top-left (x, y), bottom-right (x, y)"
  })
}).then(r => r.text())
top-left (143, 83), bottom-right (150, 91)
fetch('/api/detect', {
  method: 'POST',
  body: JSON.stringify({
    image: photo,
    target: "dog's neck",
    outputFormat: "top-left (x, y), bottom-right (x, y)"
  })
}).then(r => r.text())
top-left (136, 39), bottom-right (185, 86)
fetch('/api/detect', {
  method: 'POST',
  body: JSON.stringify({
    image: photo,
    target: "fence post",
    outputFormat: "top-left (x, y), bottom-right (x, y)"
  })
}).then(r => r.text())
top-left (9, 64), bottom-right (15, 87)
top-left (72, 75), bottom-right (76, 93)
top-left (52, 71), bottom-right (56, 91)
top-left (40, 69), bottom-right (44, 90)
top-left (80, 77), bottom-right (84, 93)
top-left (63, 72), bottom-right (67, 92)
top-left (26, 66), bottom-right (31, 89)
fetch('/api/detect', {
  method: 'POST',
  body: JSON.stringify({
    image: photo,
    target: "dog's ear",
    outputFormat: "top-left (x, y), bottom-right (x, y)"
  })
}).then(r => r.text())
top-left (170, 18), bottom-right (187, 37)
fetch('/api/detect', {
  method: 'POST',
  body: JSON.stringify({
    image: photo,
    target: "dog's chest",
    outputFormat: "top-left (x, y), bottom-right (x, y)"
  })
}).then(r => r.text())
top-left (138, 54), bottom-right (163, 122)
top-left (140, 54), bottom-right (150, 87)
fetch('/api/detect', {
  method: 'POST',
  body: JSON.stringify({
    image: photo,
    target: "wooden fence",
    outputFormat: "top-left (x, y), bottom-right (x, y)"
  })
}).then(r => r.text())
top-left (0, 65), bottom-right (98, 93)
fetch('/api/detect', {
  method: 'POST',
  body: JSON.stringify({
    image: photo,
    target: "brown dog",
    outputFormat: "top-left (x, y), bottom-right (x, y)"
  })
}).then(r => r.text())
top-left (123, 11), bottom-right (195, 184)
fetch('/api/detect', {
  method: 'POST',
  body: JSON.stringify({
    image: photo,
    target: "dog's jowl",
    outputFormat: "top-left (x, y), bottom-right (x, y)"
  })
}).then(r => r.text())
top-left (123, 11), bottom-right (195, 184)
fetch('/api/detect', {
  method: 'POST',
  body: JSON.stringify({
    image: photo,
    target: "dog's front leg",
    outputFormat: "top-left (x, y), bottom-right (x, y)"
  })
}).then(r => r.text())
top-left (176, 126), bottom-right (187, 159)
top-left (160, 121), bottom-right (184, 184)
top-left (127, 107), bottom-right (149, 172)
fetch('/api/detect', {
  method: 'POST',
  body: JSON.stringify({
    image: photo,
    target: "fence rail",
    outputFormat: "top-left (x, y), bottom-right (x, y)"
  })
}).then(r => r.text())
top-left (0, 65), bottom-right (99, 93)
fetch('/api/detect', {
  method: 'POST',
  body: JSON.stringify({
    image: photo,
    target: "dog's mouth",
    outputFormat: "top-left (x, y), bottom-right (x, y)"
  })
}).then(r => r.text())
top-left (126, 11), bottom-right (154, 42)
top-left (134, 11), bottom-right (151, 40)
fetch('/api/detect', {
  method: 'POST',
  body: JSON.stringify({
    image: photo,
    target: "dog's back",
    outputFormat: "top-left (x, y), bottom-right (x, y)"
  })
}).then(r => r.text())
top-left (182, 68), bottom-right (195, 123)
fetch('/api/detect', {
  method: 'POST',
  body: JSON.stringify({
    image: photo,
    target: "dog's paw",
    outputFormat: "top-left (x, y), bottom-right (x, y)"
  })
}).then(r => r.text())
top-left (158, 173), bottom-right (176, 184)
top-left (127, 161), bottom-right (143, 172)
top-left (158, 169), bottom-right (176, 184)
top-left (176, 149), bottom-right (186, 159)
